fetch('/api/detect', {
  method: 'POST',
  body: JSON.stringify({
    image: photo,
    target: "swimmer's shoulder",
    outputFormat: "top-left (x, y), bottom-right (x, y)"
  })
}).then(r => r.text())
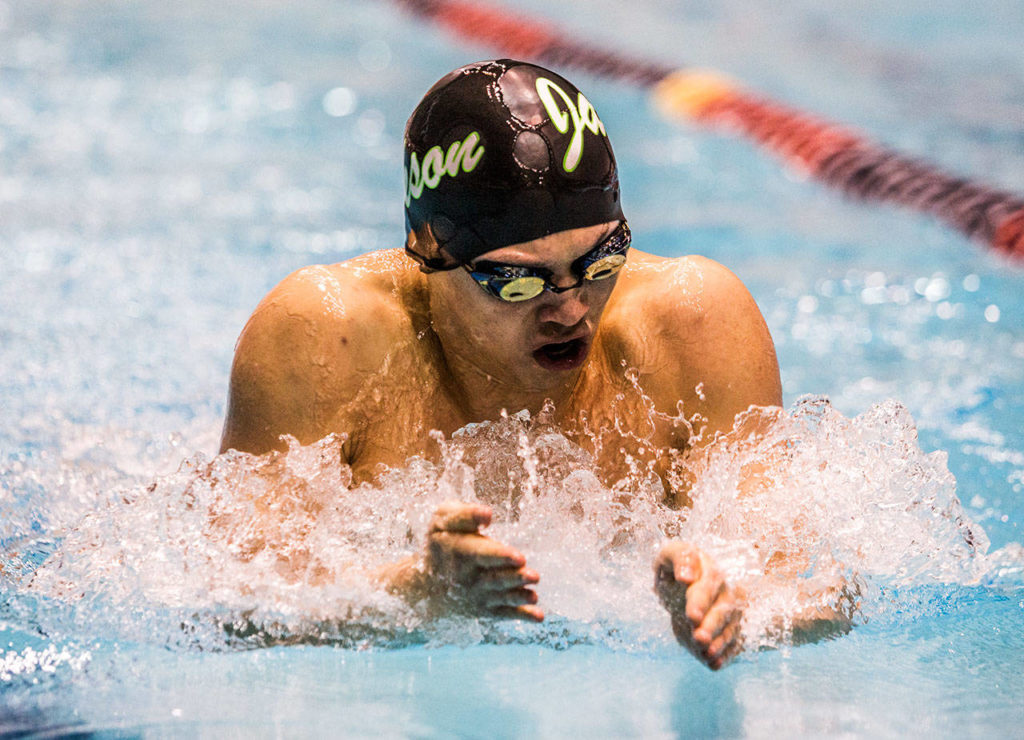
top-left (608, 251), bottom-right (744, 338)
top-left (242, 248), bottom-right (424, 350)
top-left (602, 250), bottom-right (781, 407)
top-left (222, 249), bottom-right (425, 454)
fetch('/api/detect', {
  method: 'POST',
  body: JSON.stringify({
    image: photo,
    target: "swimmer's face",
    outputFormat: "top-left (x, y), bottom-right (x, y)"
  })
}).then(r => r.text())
top-left (426, 221), bottom-right (623, 390)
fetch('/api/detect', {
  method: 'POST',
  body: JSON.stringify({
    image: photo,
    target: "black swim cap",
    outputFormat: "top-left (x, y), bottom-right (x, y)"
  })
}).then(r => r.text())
top-left (404, 59), bottom-right (624, 265)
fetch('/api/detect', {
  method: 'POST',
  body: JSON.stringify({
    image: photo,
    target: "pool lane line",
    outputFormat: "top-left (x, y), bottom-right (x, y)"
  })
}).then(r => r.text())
top-left (393, 0), bottom-right (1024, 259)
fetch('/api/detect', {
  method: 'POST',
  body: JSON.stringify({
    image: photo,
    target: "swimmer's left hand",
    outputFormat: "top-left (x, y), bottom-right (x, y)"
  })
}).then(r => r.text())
top-left (654, 541), bottom-right (745, 670)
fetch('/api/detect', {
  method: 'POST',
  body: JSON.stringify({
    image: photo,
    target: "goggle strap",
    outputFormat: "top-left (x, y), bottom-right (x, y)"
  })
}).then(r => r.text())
top-left (404, 245), bottom-right (462, 272)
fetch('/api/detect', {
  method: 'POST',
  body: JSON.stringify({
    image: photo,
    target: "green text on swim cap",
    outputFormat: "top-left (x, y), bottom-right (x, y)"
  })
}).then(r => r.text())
top-left (535, 78), bottom-right (608, 173)
top-left (405, 132), bottom-right (485, 207)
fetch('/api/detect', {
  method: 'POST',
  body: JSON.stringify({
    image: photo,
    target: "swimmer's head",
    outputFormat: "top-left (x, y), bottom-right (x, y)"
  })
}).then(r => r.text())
top-left (403, 59), bottom-right (624, 268)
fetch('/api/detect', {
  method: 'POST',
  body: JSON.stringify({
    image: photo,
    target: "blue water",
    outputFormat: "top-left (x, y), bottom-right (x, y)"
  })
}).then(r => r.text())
top-left (2, 0), bottom-right (1023, 735)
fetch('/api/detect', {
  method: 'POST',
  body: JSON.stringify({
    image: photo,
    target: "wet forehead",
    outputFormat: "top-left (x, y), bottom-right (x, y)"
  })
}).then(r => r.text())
top-left (474, 221), bottom-right (618, 267)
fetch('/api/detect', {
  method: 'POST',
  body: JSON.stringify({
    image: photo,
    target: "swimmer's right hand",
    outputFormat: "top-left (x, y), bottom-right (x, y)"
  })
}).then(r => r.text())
top-left (423, 501), bottom-right (543, 622)
top-left (375, 501), bottom-right (543, 622)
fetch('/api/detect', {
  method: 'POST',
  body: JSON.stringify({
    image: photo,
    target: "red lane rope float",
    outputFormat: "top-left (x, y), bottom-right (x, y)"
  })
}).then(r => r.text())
top-left (656, 71), bottom-right (1024, 257)
top-left (394, 0), bottom-right (1024, 259)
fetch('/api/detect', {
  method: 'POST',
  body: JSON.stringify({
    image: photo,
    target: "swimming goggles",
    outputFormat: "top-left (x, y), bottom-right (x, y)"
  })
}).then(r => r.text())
top-left (464, 221), bottom-right (631, 302)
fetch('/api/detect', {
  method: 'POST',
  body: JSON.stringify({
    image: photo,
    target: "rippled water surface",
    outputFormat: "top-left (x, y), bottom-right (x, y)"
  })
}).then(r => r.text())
top-left (2, 0), bottom-right (1023, 735)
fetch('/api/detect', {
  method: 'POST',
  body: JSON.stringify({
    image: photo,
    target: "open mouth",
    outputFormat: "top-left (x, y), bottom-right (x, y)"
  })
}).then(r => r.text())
top-left (532, 338), bottom-right (588, 371)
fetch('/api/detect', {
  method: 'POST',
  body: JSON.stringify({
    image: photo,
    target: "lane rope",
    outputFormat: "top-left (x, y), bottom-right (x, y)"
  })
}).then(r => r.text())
top-left (395, 0), bottom-right (1024, 258)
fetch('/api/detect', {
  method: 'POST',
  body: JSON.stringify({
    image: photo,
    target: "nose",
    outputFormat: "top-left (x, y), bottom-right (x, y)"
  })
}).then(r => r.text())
top-left (536, 282), bottom-right (589, 327)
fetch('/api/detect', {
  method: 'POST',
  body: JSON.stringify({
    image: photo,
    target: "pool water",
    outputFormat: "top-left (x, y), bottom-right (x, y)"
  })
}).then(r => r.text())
top-left (2, 0), bottom-right (1023, 735)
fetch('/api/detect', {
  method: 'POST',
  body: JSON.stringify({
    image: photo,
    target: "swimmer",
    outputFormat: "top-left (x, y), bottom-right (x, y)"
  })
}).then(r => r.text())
top-left (221, 60), bottom-right (841, 669)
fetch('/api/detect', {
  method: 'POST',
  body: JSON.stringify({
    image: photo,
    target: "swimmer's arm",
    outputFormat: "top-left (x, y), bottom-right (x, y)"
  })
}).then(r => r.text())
top-left (650, 258), bottom-right (851, 663)
top-left (760, 548), bottom-right (858, 643)
top-left (675, 256), bottom-right (783, 447)
top-left (669, 445), bottom-right (855, 656)
top-left (662, 444), bottom-right (856, 664)
top-left (219, 266), bottom-right (374, 457)
top-left (727, 444), bottom-right (859, 642)
top-left (655, 541), bottom-right (854, 670)
top-left (640, 256), bottom-right (783, 500)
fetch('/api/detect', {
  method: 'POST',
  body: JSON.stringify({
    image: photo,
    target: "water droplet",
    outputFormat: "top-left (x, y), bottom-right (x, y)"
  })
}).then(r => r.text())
top-left (323, 87), bottom-right (357, 117)
top-left (865, 271), bottom-right (887, 288)
top-left (797, 295), bottom-right (818, 313)
top-left (265, 82), bottom-right (295, 112)
top-left (354, 109), bottom-right (386, 147)
top-left (923, 277), bottom-right (950, 303)
top-left (860, 286), bottom-right (887, 305)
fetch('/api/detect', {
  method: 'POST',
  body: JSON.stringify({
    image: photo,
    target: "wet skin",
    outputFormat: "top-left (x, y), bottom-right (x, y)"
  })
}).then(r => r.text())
top-left (654, 542), bottom-right (745, 669)
top-left (220, 222), bottom-right (783, 667)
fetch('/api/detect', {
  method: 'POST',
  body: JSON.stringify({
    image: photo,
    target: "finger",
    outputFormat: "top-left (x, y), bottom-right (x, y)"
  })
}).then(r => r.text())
top-left (685, 562), bottom-right (724, 624)
top-left (705, 619), bottom-right (742, 662)
top-left (483, 587), bottom-right (539, 609)
top-left (653, 541), bottom-right (684, 573)
top-left (693, 597), bottom-right (741, 646)
top-left (475, 567), bottom-right (540, 591)
top-left (430, 502), bottom-right (492, 534)
top-left (490, 604), bottom-right (545, 623)
top-left (653, 541), bottom-right (699, 583)
top-left (430, 532), bottom-right (526, 569)
top-left (708, 628), bottom-right (744, 670)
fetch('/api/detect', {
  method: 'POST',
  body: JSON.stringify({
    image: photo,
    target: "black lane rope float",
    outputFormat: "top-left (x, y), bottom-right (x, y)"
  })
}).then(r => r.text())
top-left (394, 0), bottom-right (1024, 259)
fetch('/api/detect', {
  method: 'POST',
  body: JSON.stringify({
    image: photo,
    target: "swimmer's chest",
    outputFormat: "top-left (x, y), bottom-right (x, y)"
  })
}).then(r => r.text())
top-left (342, 372), bottom-right (465, 484)
top-left (345, 355), bottom-right (686, 491)
top-left (562, 365), bottom-right (688, 490)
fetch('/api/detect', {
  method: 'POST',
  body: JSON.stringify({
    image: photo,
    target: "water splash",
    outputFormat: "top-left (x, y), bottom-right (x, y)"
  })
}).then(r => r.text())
top-left (2, 398), bottom-right (1014, 656)
top-left (0, 643), bottom-right (92, 684)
